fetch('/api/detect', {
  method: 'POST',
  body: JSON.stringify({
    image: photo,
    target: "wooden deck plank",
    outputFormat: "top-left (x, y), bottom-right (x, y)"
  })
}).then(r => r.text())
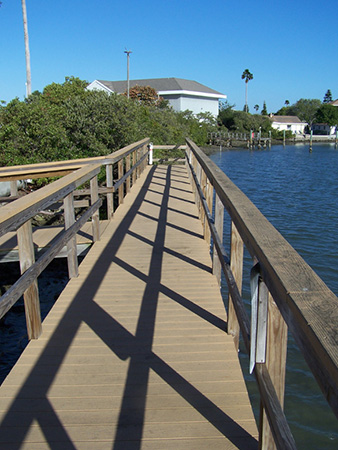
top-left (0, 165), bottom-right (258, 449)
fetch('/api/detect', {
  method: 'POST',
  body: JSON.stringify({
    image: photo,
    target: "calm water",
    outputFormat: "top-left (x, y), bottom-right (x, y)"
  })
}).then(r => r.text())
top-left (210, 143), bottom-right (338, 450)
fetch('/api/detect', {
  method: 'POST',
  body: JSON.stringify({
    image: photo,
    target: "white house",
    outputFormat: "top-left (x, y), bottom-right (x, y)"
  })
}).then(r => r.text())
top-left (311, 100), bottom-right (338, 134)
top-left (270, 115), bottom-right (307, 135)
top-left (87, 78), bottom-right (227, 116)
top-left (312, 123), bottom-right (337, 135)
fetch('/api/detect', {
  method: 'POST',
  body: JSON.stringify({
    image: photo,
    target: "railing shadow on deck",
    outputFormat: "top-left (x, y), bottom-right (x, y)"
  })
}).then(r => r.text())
top-left (0, 164), bottom-right (257, 449)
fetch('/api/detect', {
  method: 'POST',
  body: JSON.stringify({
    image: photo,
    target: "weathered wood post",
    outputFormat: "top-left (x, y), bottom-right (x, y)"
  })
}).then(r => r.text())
top-left (196, 163), bottom-right (202, 218)
top-left (204, 178), bottom-right (213, 245)
top-left (260, 293), bottom-right (288, 450)
top-left (125, 154), bottom-right (131, 194)
top-left (200, 169), bottom-right (207, 237)
top-left (10, 181), bottom-right (18, 197)
top-left (118, 159), bottom-right (124, 205)
top-left (63, 192), bottom-right (79, 278)
top-left (213, 194), bottom-right (224, 286)
top-left (90, 175), bottom-right (100, 242)
top-left (106, 164), bottom-right (114, 219)
top-left (132, 151), bottom-right (137, 185)
top-left (136, 148), bottom-right (141, 179)
top-left (228, 221), bottom-right (243, 349)
top-left (17, 220), bottom-right (42, 339)
top-left (309, 129), bottom-right (313, 153)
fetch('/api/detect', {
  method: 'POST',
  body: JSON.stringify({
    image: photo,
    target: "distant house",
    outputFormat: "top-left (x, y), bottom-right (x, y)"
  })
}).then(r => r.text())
top-left (87, 78), bottom-right (227, 116)
top-left (312, 100), bottom-right (338, 134)
top-left (312, 123), bottom-right (336, 135)
top-left (270, 115), bottom-right (307, 135)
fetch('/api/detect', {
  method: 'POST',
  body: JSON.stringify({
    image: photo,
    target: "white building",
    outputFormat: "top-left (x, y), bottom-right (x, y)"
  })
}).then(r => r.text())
top-left (87, 78), bottom-right (227, 116)
top-left (312, 123), bottom-right (337, 135)
top-left (270, 115), bottom-right (307, 135)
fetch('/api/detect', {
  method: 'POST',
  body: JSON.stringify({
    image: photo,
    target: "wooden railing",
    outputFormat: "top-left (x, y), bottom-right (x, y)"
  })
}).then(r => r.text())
top-left (185, 138), bottom-right (338, 450)
top-left (0, 138), bottom-right (150, 340)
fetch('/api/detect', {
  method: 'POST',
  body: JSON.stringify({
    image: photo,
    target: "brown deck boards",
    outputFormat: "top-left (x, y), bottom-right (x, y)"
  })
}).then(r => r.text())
top-left (0, 165), bottom-right (258, 449)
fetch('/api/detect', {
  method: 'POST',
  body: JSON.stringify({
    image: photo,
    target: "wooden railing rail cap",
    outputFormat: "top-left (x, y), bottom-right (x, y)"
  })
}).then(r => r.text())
top-left (0, 163), bottom-right (102, 236)
top-left (0, 138), bottom-right (150, 181)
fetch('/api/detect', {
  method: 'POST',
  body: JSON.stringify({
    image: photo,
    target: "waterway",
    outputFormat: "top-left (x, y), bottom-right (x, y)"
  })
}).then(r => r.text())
top-left (209, 143), bottom-right (338, 450)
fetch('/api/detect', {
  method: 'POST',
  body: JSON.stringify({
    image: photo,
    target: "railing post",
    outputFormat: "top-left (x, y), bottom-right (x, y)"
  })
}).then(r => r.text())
top-left (10, 180), bottom-right (18, 197)
top-left (143, 144), bottom-right (148, 172)
top-left (260, 293), bottom-right (288, 450)
top-left (213, 193), bottom-right (224, 285)
top-left (63, 192), bottom-right (79, 278)
top-left (204, 178), bottom-right (213, 245)
top-left (228, 221), bottom-right (243, 349)
top-left (196, 163), bottom-right (202, 216)
top-left (132, 151), bottom-right (137, 185)
top-left (90, 175), bottom-right (100, 242)
top-left (200, 169), bottom-right (207, 238)
top-left (17, 220), bottom-right (42, 339)
top-left (118, 159), bottom-right (124, 205)
top-left (106, 164), bottom-right (114, 219)
top-left (148, 142), bottom-right (153, 165)
top-left (190, 154), bottom-right (196, 195)
top-left (125, 154), bottom-right (131, 194)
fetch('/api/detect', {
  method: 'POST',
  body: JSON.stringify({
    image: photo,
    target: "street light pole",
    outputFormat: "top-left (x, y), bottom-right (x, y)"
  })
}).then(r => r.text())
top-left (124, 50), bottom-right (132, 99)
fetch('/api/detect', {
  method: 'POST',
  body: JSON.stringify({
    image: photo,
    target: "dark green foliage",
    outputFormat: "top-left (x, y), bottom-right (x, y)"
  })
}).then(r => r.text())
top-left (0, 77), bottom-right (219, 166)
top-left (315, 104), bottom-right (338, 125)
top-left (276, 98), bottom-right (321, 127)
top-left (261, 101), bottom-right (268, 115)
top-left (218, 107), bottom-right (272, 134)
top-left (323, 89), bottom-right (333, 104)
top-left (270, 128), bottom-right (293, 139)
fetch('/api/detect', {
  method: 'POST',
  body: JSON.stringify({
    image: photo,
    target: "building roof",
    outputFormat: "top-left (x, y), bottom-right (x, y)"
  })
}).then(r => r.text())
top-left (329, 99), bottom-right (338, 106)
top-left (270, 115), bottom-right (306, 124)
top-left (94, 78), bottom-right (226, 98)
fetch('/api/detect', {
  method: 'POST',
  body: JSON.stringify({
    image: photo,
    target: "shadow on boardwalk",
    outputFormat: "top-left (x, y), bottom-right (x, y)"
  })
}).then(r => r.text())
top-left (0, 165), bottom-right (257, 449)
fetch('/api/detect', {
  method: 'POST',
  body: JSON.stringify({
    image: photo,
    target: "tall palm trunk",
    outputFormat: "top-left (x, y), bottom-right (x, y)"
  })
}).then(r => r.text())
top-left (21, 0), bottom-right (31, 97)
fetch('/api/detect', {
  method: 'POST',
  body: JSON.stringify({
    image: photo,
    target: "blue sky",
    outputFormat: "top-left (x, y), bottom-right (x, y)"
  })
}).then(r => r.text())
top-left (1, 0), bottom-right (337, 113)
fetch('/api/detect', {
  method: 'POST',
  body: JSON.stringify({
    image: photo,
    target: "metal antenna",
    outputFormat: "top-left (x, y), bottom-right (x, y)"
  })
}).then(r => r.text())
top-left (124, 49), bottom-right (132, 99)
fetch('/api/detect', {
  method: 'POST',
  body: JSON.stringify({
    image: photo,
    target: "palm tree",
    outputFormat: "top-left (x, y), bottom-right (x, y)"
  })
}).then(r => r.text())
top-left (254, 104), bottom-right (259, 112)
top-left (21, 0), bottom-right (31, 97)
top-left (241, 69), bottom-right (253, 113)
top-left (285, 100), bottom-right (290, 106)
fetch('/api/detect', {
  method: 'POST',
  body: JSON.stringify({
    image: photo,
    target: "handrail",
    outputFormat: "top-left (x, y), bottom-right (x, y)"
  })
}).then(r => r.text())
top-left (0, 138), bottom-right (150, 181)
top-left (0, 139), bottom-right (150, 340)
top-left (185, 138), bottom-right (338, 449)
top-left (0, 164), bottom-right (102, 237)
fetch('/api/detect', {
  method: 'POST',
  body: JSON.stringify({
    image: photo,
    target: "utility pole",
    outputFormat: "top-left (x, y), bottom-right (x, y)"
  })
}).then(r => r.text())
top-left (124, 49), bottom-right (132, 99)
top-left (21, 0), bottom-right (31, 97)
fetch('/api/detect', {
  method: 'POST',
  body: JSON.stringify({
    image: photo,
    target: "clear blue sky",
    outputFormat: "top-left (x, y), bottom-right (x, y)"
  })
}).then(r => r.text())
top-left (1, 0), bottom-right (337, 113)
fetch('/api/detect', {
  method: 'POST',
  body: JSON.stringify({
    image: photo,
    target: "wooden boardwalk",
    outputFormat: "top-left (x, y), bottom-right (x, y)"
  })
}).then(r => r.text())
top-left (0, 164), bottom-right (258, 449)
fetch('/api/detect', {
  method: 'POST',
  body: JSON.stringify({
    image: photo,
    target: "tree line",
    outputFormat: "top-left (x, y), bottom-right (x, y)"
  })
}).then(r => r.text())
top-left (1, 77), bottom-right (337, 168)
top-left (0, 77), bottom-right (218, 167)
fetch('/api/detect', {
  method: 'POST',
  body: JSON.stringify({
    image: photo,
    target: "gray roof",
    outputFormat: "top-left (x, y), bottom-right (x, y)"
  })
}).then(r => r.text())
top-left (270, 115), bottom-right (305, 124)
top-left (96, 78), bottom-right (225, 96)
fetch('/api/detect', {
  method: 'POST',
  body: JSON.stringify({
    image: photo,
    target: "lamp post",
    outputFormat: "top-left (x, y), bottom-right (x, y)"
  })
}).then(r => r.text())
top-left (124, 50), bottom-right (132, 99)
